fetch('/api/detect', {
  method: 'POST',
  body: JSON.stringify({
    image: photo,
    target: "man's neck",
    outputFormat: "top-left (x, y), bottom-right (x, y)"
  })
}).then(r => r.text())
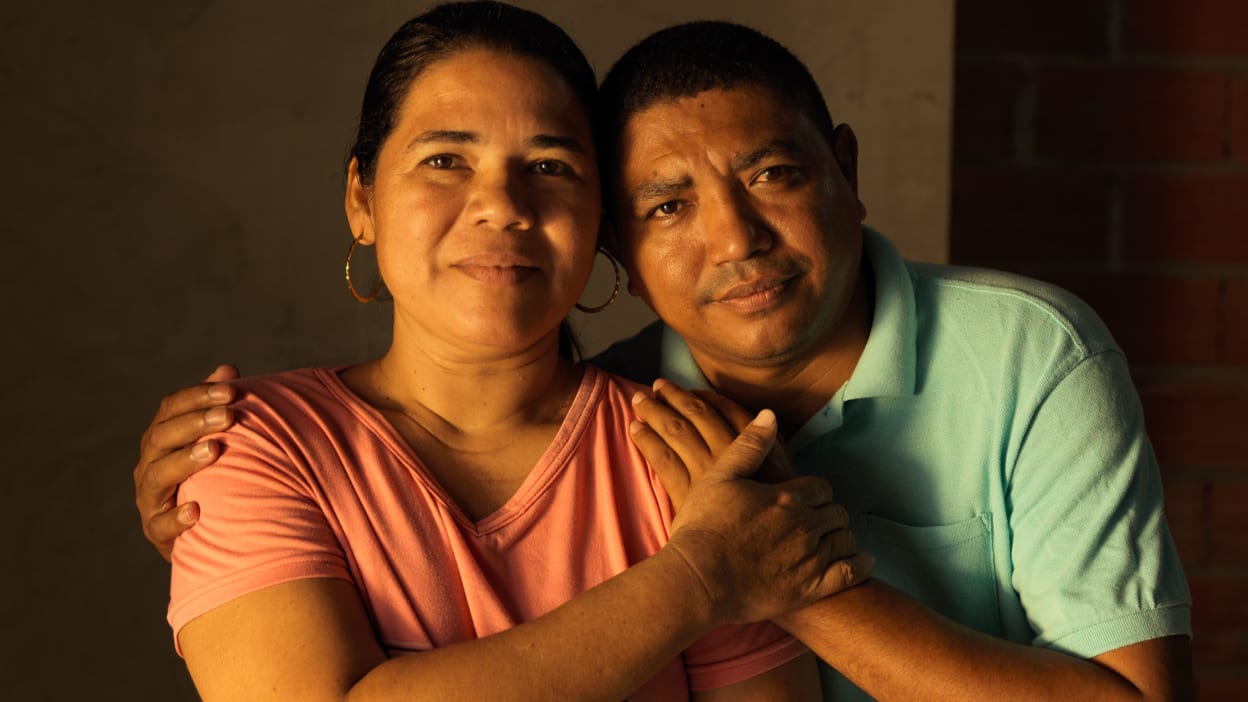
top-left (697, 270), bottom-right (873, 434)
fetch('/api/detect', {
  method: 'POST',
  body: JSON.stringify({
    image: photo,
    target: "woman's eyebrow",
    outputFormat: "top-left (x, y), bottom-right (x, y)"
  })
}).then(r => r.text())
top-left (528, 134), bottom-right (587, 154)
top-left (405, 130), bottom-right (477, 151)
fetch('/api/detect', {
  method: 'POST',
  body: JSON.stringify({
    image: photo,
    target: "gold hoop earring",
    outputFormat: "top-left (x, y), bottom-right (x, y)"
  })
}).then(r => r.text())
top-left (575, 248), bottom-right (621, 314)
top-left (345, 235), bottom-right (381, 303)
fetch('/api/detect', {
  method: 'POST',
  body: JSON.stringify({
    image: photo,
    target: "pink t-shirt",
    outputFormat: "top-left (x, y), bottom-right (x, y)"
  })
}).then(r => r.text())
top-left (169, 365), bottom-right (805, 698)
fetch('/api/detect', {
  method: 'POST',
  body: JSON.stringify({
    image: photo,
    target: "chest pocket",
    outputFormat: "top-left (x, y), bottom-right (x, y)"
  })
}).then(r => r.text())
top-left (857, 512), bottom-right (1001, 635)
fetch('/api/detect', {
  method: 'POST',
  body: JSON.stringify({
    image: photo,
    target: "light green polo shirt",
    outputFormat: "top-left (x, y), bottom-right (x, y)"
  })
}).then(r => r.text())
top-left (658, 228), bottom-right (1191, 699)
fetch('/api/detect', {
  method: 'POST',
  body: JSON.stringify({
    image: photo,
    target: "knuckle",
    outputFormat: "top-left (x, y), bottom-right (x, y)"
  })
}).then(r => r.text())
top-left (831, 502), bottom-right (850, 527)
top-left (681, 397), bottom-right (711, 417)
top-left (663, 416), bottom-right (689, 437)
top-left (833, 557), bottom-right (855, 588)
top-left (659, 446), bottom-right (680, 467)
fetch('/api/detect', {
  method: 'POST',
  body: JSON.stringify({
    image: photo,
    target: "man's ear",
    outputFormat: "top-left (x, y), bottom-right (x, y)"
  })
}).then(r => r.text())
top-left (831, 124), bottom-right (867, 221)
top-left (345, 157), bottom-right (376, 244)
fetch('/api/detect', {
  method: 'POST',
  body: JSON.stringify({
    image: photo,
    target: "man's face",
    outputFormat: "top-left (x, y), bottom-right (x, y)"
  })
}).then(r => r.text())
top-left (612, 85), bottom-right (867, 374)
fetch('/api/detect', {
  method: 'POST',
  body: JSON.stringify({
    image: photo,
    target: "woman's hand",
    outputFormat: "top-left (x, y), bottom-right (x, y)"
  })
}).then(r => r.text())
top-left (134, 364), bottom-right (238, 561)
top-left (631, 379), bottom-right (873, 625)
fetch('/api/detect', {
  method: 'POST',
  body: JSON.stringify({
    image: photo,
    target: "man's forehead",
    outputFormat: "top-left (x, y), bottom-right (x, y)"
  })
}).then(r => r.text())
top-left (616, 85), bottom-right (820, 173)
top-left (622, 83), bottom-right (793, 134)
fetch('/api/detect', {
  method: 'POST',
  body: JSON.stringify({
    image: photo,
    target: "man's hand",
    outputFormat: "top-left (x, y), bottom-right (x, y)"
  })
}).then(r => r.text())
top-left (629, 378), bottom-right (796, 509)
top-left (633, 380), bottom-right (873, 625)
top-left (134, 364), bottom-right (239, 561)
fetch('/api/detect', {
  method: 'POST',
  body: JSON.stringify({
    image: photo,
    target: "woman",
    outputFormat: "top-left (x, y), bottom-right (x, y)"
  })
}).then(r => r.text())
top-left (166, 3), bottom-right (842, 700)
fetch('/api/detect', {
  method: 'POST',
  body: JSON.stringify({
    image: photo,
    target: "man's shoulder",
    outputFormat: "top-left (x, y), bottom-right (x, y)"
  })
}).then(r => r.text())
top-left (905, 261), bottom-right (1119, 357)
top-left (587, 321), bottom-right (664, 385)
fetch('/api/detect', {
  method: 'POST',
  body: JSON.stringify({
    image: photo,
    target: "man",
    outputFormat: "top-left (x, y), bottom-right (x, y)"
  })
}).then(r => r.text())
top-left (135, 21), bottom-right (1192, 700)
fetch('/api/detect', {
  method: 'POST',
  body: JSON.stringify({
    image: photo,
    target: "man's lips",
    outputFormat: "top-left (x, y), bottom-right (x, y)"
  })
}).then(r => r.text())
top-left (712, 275), bottom-right (795, 312)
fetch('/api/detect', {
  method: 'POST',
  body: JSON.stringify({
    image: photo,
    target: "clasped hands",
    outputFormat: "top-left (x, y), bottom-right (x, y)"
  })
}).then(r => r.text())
top-left (629, 378), bottom-right (873, 626)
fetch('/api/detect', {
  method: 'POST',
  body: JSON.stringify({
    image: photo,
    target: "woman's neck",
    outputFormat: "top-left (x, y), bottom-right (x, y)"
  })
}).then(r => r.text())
top-left (344, 327), bottom-right (578, 437)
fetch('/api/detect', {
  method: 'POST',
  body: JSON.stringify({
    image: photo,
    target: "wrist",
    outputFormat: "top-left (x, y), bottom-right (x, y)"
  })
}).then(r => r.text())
top-left (653, 539), bottom-right (723, 630)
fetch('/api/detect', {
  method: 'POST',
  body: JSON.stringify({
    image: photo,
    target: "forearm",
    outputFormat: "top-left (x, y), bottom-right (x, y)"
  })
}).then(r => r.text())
top-left (349, 547), bottom-right (717, 701)
top-left (775, 580), bottom-right (1187, 702)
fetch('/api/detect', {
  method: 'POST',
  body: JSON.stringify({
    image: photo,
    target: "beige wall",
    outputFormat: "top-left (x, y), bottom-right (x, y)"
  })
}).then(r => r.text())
top-left (0, 1), bottom-right (950, 697)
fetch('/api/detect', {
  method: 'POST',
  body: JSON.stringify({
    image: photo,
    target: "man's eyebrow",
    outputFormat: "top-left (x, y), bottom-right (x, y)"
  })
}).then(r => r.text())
top-left (405, 130), bottom-right (477, 151)
top-left (629, 176), bottom-right (693, 209)
top-left (730, 139), bottom-right (807, 173)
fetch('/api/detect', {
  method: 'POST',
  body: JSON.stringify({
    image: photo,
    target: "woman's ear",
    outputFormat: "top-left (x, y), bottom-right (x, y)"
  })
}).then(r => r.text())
top-left (599, 219), bottom-right (643, 299)
top-left (344, 157), bottom-right (376, 244)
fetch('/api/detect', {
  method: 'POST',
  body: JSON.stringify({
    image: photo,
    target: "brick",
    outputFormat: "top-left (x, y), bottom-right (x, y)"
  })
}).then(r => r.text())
top-left (957, 0), bottom-right (1110, 56)
top-left (1127, 0), bottom-right (1248, 55)
top-left (1209, 480), bottom-right (1248, 568)
top-left (1233, 77), bottom-right (1248, 163)
top-left (1125, 173), bottom-right (1248, 265)
top-left (1191, 631), bottom-right (1248, 668)
top-left (1225, 278), bottom-right (1248, 364)
top-left (1137, 378), bottom-right (1248, 468)
top-left (1161, 476), bottom-right (1207, 566)
top-left (950, 167), bottom-right (1110, 266)
top-left (1189, 573), bottom-right (1248, 633)
top-left (954, 61), bottom-right (1024, 164)
top-left (1196, 673), bottom-right (1248, 702)
top-left (1050, 274), bottom-right (1221, 366)
top-left (1035, 67), bottom-right (1226, 163)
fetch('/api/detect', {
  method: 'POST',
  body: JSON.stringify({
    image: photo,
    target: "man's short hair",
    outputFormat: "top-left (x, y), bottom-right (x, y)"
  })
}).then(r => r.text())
top-left (597, 20), bottom-right (838, 197)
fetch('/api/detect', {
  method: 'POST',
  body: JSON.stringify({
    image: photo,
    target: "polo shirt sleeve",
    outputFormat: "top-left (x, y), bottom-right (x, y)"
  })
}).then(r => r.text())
top-left (1006, 348), bottom-right (1191, 657)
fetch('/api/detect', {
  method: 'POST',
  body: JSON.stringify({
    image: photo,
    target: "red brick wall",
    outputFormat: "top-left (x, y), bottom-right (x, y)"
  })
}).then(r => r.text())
top-left (952, 0), bottom-right (1248, 697)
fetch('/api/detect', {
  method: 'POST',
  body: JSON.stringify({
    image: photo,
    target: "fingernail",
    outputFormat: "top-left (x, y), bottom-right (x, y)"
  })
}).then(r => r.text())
top-left (632, 391), bottom-right (645, 405)
top-left (652, 378), bottom-right (668, 392)
top-left (178, 503), bottom-right (199, 525)
top-left (190, 441), bottom-right (211, 460)
top-left (629, 419), bottom-right (643, 435)
top-left (753, 409), bottom-right (776, 428)
top-left (208, 384), bottom-right (231, 402)
top-left (205, 407), bottom-right (228, 427)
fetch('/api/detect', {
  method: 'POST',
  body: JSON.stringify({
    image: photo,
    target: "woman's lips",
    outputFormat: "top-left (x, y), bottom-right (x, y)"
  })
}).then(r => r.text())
top-left (453, 255), bottom-right (539, 286)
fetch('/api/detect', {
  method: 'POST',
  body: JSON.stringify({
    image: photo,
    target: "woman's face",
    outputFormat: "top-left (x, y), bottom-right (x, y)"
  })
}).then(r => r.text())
top-left (347, 47), bottom-right (600, 360)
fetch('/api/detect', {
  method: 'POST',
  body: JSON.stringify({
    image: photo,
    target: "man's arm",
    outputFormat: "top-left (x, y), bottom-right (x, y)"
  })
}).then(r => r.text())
top-left (774, 581), bottom-right (1191, 701)
top-left (630, 379), bottom-right (1194, 702)
top-left (134, 364), bottom-right (238, 560)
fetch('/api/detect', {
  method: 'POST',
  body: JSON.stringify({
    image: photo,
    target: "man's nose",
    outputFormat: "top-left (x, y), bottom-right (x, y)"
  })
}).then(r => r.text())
top-left (706, 190), bottom-right (773, 265)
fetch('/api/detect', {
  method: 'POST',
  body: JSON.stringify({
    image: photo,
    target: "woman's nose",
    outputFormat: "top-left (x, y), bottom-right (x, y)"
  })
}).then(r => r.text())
top-left (467, 169), bottom-right (536, 232)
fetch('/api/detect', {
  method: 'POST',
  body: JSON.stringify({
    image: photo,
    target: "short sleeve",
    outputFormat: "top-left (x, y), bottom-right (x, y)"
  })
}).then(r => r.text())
top-left (683, 621), bottom-right (809, 691)
top-left (167, 395), bottom-right (351, 652)
top-left (1007, 350), bottom-right (1191, 657)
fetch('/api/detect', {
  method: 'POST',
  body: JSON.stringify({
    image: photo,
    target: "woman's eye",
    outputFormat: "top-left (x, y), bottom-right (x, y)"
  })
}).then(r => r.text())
top-left (424, 155), bottom-right (456, 169)
top-left (532, 160), bottom-right (569, 176)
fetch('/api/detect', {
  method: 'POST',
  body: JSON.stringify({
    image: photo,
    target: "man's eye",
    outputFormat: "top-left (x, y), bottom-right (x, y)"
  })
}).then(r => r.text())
top-left (532, 160), bottom-right (569, 176)
top-left (756, 166), bottom-right (796, 182)
top-left (424, 155), bottom-right (457, 169)
top-left (648, 201), bottom-right (684, 218)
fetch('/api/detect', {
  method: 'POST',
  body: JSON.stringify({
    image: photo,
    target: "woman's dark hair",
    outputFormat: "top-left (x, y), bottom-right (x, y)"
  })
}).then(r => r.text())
top-left (349, 1), bottom-right (598, 186)
top-left (349, 1), bottom-right (596, 360)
